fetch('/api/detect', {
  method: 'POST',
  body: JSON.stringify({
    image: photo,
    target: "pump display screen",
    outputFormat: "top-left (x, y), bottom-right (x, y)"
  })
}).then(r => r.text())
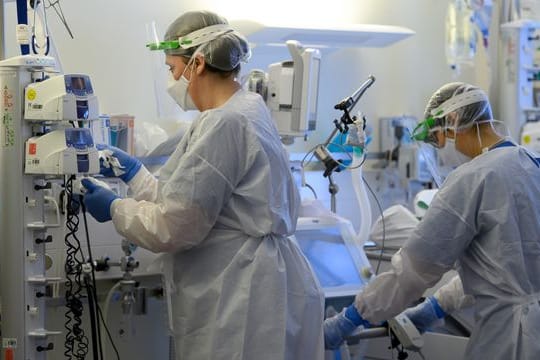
top-left (65, 128), bottom-right (94, 149)
top-left (71, 76), bottom-right (86, 90)
top-left (64, 74), bottom-right (94, 95)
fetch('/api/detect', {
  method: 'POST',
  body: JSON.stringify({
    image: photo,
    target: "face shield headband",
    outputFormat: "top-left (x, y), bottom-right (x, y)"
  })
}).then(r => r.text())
top-left (146, 24), bottom-right (234, 51)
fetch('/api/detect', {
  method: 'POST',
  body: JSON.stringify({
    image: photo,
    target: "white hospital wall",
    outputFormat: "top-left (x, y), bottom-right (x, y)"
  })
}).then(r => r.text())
top-left (2, 0), bottom-right (491, 154)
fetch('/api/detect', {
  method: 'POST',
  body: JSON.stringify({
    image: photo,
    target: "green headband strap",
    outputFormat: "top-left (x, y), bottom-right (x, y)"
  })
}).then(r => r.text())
top-left (146, 24), bottom-right (232, 51)
top-left (146, 40), bottom-right (183, 51)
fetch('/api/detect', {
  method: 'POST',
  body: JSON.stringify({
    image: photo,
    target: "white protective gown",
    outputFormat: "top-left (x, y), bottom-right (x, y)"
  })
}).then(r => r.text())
top-left (111, 89), bottom-right (325, 360)
top-left (355, 145), bottom-right (540, 360)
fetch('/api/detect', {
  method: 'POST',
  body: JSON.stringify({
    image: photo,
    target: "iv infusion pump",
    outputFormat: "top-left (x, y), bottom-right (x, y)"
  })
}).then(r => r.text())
top-left (25, 128), bottom-right (99, 175)
top-left (23, 73), bottom-right (101, 174)
top-left (24, 73), bottom-right (99, 121)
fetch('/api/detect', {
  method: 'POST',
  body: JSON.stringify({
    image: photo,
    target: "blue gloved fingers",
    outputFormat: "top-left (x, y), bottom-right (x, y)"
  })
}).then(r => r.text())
top-left (324, 305), bottom-right (367, 350)
top-left (97, 144), bottom-right (141, 182)
top-left (82, 184), bottom-right (120, 223)
top-left (81, 178), bottom-right (97, 192)
top-left (99, 158), bottom-right (115, 178)
top-left (402, 296), bottom-right (446, 334)
top-left (429, 296), bottom-right (446, 319)
top-left (97, 144), bottom-right (116, 177)
top-left (324, 313), bottom-right (352, 350)
top-left (345, 304), bottom-right (371, 328)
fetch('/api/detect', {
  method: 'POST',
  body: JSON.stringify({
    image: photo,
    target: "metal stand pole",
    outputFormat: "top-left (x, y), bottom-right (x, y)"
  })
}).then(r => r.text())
top-left (328, 174), bottom-right (339, 213)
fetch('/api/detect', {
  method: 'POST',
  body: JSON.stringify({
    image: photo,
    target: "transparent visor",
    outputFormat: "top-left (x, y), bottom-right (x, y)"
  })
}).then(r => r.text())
top-left (145, 21), bottom-right (196, 120)
top-left (415, 141), bottom-right (447, 187)
top-left (145, 20), bottom-right (186, 51)
top-left (405, 120), bottom-right (445, 187)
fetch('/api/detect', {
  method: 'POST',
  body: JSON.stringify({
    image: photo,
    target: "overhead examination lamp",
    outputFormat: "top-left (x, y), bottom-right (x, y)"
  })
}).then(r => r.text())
top-left (314, 75), bottom-right (376, 177)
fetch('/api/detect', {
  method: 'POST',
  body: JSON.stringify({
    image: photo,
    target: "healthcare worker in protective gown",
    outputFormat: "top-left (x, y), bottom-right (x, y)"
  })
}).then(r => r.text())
top-left (324, 82), bottom-right (540, 360)
top-left (82, 10), bottom-right (324, 360)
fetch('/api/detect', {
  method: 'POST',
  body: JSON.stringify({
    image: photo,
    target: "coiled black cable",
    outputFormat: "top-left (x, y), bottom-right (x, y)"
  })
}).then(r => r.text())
top-left (64, 176), bottom-right (89, 359)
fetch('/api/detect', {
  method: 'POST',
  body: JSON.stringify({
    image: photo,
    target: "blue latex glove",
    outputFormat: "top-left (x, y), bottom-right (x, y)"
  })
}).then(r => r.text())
top-left (82, 179), bottom-right (120, 222)
top-left (97, 144), bottom-right (141, 182)
top-left (402, 296), bottom-right (446, 333)
top-left (324, 304), bottom-right (371, 350)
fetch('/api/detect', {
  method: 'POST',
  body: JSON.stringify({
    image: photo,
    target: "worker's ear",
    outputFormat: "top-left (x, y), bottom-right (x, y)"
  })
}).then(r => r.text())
top-left (436, 130), bottom-right (445, 148)
top-left (193, 53), bottom-right (206, 75)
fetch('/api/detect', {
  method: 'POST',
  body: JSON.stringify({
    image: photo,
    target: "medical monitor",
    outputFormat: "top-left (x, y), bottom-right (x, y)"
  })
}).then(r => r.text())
top-left (294, 216), bottom-right (371, 298)
top-left (266, 40), bottom-right (321, 142)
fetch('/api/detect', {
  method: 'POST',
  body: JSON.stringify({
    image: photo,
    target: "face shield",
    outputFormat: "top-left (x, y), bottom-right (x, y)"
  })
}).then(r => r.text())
top-left (145, 21), bottom-right (251, 115)
top-left (145, 21), bottom-right (197, 122)
top-left (145, 23), bottom-right (235, 119)
top-left (410, 89), bottom-right (491, 186)
top-left (405, 121), bottom-right (444, 187)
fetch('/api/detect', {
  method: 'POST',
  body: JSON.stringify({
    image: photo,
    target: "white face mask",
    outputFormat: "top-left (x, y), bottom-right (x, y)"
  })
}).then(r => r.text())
top-left (438, 136), bottom-right (471, 168)
top-left (167, 60), bottom-right (197, 111)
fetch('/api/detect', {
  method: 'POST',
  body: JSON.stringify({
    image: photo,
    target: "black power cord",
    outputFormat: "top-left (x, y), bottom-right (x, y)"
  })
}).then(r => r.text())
top-left (84, 275), bottom-right (101, 360)
top-left (362, 176), bottom-right (386, 275)
top-left (64, 176), bottom-right (89, 359)
top-left (80, 199), bottom-right (121, 360)
top-left (64, 176), bottom-right (121, 359)
top-left (79, 198), bottom-right (104, 360)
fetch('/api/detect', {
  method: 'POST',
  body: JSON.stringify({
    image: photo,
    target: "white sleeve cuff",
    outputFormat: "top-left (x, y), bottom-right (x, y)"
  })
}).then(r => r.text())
top-left (125, 166), bottom-right (159, 202)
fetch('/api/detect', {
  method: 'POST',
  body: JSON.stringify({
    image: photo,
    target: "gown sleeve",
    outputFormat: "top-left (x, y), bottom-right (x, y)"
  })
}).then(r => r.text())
top-left (111, 111), bottom-right (253, 253)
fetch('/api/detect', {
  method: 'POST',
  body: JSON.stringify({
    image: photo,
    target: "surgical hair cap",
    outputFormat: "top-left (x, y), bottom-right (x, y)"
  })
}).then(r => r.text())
top-left (164, 10), bottom-right (251, 72)
top-left (423, 82), bottom-right (493, 132)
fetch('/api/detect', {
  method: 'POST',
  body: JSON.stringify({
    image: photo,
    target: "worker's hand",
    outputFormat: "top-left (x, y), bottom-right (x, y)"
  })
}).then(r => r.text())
top-left (401, 296), bottom-right (446, 334)
top-left (324, 304), bottom-right (371, 350)
top-left (82, 178), bottom-right (120, 222)
top-left (97, 144), bottom-right (141, 182)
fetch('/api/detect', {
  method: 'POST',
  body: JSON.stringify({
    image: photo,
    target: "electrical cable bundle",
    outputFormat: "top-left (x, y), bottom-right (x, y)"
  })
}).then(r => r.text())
top-left (63, 176), bottom-right (89, 359)
top-left (63, 173), bottom-right (122, 359)
top-left (80, 198), bottom-right (121, 360)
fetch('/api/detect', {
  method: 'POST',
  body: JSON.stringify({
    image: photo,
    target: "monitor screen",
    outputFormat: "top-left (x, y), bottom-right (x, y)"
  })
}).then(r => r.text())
top-left (71, 76), bottom-right (86, 91)
top-left (65, 128), bottom-right (94, 149)
top-left (294, 227), bottom-right (365, 290)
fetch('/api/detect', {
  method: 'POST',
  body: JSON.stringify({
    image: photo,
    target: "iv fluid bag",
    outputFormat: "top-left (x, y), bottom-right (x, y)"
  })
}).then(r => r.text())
top-left (446, 0), bottom-right (477, 69)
